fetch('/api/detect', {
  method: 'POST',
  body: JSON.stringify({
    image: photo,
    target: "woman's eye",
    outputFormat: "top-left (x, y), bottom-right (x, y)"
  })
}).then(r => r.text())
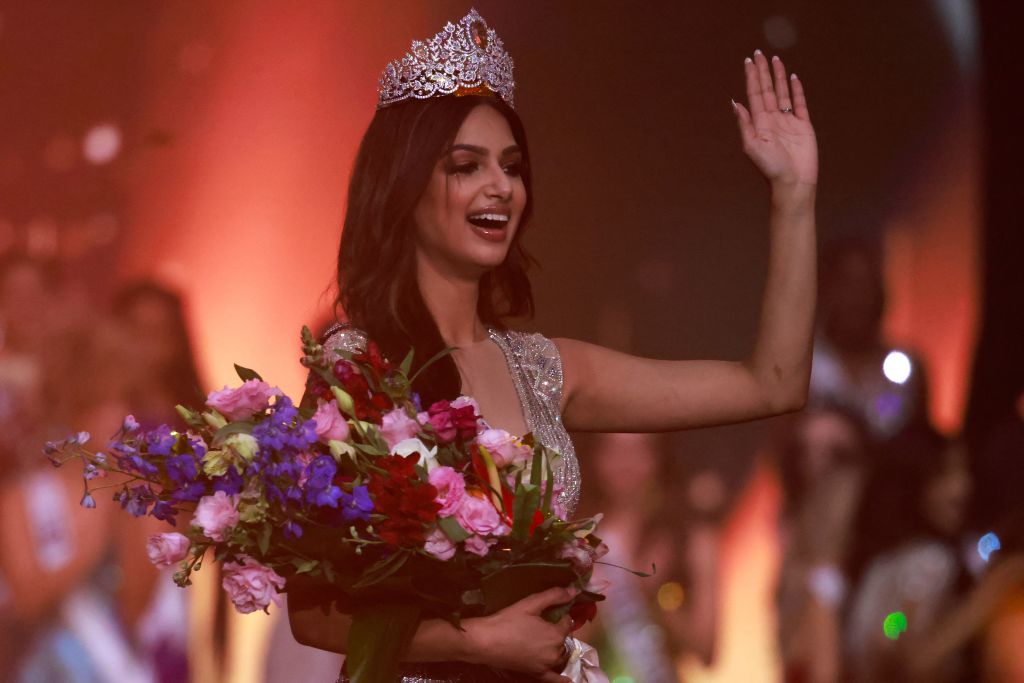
top-left (447, 162), bottom-right (477, 175)
top-left (503, 163), bottom-right (523, 177)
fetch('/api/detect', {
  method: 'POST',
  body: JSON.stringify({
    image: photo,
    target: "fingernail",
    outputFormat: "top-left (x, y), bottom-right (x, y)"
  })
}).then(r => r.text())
top-left (790, 73), bottom-right (798, 80)
top-left (744, 57), bottom-right (753, 64)
top-left (754, 48), bottom-right (763, 56)
top-left (731, 98), bottom-right (738, 109)
top-left (772, 55), bottom-right (780, 62)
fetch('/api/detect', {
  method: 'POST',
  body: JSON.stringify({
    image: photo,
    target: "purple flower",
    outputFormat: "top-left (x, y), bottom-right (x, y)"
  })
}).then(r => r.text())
top-left (83, 464), bottom-right (101, 480)
top-left (81, 492), bottom-right (96, 508)
top-left (171, 480), bottom-right (206, 503)
top-left (122, 415), bottom-right (140, 432)
top-left (146, 425), bottom-right (177, 457)
top-left (283, 521), bottom-right (303, 540)
top-left (43, 440), bottom-right (60, 455)
top-left (212, 468), bottom-right (244, 496)
top-left (314, 485), bottom-right (343, 508)
top-left (166, 453), bottom-right (200, 484)
top-left (340, 486), bottom-right (374, 522)
top-left (118, 485), bottom-right (155, 517)
top-left (151, 499), bottom-right (177, 525)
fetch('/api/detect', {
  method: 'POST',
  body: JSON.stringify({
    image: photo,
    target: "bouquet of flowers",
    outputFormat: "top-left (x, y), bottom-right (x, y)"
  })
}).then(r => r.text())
top-left (47, 327), bottom-right (609, 682)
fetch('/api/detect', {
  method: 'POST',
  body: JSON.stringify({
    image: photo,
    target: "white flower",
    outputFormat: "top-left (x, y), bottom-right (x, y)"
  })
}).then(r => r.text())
top-left (391, 437), bottom-right (439, 471)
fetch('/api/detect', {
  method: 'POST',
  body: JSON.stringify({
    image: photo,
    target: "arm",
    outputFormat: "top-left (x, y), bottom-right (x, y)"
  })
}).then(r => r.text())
top-left (288, 581), bottom-right (577, 682)
top-left (559, 51), bottom-right (817, 432)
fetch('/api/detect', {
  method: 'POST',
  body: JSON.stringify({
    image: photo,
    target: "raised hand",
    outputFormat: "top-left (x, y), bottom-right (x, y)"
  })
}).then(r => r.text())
top-left (733, 50), bottom-right (818, 188)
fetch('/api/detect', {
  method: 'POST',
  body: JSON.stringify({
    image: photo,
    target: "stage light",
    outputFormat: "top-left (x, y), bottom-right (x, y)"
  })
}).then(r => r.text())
top-left (883, 611), bottom-right (908, 640)
top-left (978, 532), bottom-right (1001, 562)
top-left (83, 123), bottom-right (122, 165)
top-left (763, 15), bottom-right (798, 50)
top-left (657, 581), bottom-right (685, 611)
top-left (882, 350), bottom-right (912, 384)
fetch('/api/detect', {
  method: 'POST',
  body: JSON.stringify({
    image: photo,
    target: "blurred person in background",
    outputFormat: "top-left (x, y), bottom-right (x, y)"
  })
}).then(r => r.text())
top-left (842, 425), bottom-right (1024, 681)
top-left (580, 432), bottom-right (720, 682)
top-left (773, 405), bottom-right (870, 683)
top-left (809, 238), bottom-right (929, 442)
top-left (1, 280), bottom-right (201, 682)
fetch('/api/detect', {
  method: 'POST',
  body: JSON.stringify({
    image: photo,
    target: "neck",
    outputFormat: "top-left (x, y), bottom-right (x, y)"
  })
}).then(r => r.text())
top-left (416, 252), bottom-right (488, 347)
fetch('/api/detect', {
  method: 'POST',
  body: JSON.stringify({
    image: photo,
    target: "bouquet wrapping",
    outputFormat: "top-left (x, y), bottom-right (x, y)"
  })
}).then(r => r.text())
top-left (48, 327), bottom-right (609, 682)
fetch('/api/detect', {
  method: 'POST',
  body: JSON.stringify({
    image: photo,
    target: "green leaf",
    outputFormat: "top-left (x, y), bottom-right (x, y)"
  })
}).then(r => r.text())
top-left (258, 524), bottom-right (272, 557)
top-left (529, 444), bottom-right (543, 487)
top-left (399, 347), bottom-right (415, 378)
top-left (212, 420), bottom-right (254, 445)
top-left (346, 605), bottom-right (421, 683)
top-left (511, 483), bottom-right (540, 541)
top-left (352, 550), bottom-right (410, 589)
top-left (437, 516), bottom-right (470, 543)
top-left (234, 364), bottom-right (264, 382)
top-left (541, 450), bottom-right (555, 514)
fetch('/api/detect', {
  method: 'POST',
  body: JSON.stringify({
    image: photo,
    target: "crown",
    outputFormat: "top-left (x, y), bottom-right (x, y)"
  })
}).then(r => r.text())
top-left (377, 9), bottom-right (515, 110)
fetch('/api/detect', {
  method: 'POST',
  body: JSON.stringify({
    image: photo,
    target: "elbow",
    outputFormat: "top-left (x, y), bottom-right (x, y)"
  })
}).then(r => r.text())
top-left (765, 382), bottom-right (808, 416)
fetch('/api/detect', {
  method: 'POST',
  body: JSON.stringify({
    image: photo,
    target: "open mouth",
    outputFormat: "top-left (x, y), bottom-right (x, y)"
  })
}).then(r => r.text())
top-left (467, 212), bottom-right (510, 230)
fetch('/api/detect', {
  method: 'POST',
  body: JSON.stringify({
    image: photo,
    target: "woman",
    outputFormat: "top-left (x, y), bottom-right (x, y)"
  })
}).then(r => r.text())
top-left (288, 9), bottom-right (817, 682)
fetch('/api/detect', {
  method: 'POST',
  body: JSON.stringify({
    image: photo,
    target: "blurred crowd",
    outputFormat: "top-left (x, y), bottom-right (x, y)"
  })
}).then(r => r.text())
top-left (1, 237), bottom-right (1022, 683)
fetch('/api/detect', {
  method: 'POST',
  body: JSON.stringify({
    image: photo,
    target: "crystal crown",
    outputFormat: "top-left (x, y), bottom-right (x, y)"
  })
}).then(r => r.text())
top-left (377, 9), bottom-right (515, 110)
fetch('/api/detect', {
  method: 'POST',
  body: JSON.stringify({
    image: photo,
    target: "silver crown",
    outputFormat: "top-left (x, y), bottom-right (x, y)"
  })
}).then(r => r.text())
top-left (377, 9), bottom-right (515, 110)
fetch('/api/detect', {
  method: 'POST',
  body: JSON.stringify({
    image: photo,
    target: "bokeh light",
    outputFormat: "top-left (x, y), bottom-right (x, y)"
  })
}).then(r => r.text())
top-left (657, 581), bottom-right (685, 612)
top-left (763, 15), bottom-right (798, 50)
top-left (883, 350), bottom-right (912, 384)
top-left (82, 123), bottom-right (122, 165)
top-left (883, 611), bottom-right (908, 640)
top-left (978, 531), bottom-right (1001, 562)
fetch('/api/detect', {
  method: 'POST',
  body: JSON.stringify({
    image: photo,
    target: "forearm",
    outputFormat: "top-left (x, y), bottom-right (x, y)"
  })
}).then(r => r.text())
top-left (287, 596), bottom-right (475, 661)
top-left (744, 182), bottom-right (816, 412)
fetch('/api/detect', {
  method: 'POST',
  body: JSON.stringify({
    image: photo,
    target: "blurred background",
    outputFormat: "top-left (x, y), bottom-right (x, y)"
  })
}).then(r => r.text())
top-left (1, 1), bottom-right (1021, 681)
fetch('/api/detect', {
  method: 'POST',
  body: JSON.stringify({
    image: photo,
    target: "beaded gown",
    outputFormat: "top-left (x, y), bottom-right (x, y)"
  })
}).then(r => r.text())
top-left (316, 324), bottom-right (581, 683)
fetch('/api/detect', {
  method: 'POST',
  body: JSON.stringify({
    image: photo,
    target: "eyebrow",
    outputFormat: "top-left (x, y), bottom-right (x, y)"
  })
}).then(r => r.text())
top-left (446, 143), bottom-right (521, 157)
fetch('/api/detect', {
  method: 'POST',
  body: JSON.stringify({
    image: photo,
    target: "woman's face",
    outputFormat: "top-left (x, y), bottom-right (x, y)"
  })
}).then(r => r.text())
top-left (413, 104), bottom-right (527, 278)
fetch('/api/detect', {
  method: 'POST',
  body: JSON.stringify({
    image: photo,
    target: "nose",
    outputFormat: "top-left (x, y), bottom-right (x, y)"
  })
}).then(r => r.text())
top-left (484, 161), bottom-right (512, 200)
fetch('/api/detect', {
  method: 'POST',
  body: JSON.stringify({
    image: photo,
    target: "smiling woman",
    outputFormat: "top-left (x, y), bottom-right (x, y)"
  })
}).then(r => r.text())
top-left (289, 7), bottom-right (818, 683)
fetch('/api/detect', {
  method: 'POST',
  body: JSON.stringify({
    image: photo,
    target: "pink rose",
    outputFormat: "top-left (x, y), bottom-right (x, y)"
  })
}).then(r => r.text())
top-left (426, 402), bottom-right (457, 444)
top-left (193, 490), bottom-right (240, 541)
top-left (146, 532), bottom-right (190, 568)
top-left (313, 399), bottom-right (349, 443)
top-left (423, 526), bottom-right (456, 561)
top-left (428, 466), bottom-right (467, 517)
top-left (206, 380), bottom-right (278, 420)
top-left (455, 493), bottom-right (507, 537)
top-left (464, 534), bottom-right (497, 557)
top-left (476, 429), bottom-right (532, 468)
top-left (379, 408), bottom-right (421, 449)
top-left (221, 555), bottom-right (286, 614)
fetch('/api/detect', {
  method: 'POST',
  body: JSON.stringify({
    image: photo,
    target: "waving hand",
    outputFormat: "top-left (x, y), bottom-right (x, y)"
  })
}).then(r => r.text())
top-left (733, 50), bottom-right (818, 187)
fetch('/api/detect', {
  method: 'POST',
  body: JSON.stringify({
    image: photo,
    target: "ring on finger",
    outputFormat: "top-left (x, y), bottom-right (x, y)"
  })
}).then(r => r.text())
top-left (780, 106), bottom-right (794, 114)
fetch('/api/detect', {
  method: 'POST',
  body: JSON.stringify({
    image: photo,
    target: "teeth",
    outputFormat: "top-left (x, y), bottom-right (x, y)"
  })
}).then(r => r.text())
top-left (468, 213), bottom-right (509, 221)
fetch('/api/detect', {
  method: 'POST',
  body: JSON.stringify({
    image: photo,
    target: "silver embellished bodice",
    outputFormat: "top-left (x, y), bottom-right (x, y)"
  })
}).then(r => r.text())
top-left (487, 328), bottom-right (579, 519)
top-left (320, 324), bottom-right (580, 517)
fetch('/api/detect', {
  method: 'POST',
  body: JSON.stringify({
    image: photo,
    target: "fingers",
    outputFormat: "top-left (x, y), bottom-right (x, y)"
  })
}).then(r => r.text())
top-left (753, 50), bottom-right (778, 111)
top-left (556, 613), bottom-right (574, 636)
top-left (789, 72), bottom-right (811, 121)
top-left (771, 55), bottom-right (793, 112)
top-left (743, 56), bottom-right (763, 116)
top-left (515, 586), bottom-right (578, 615)
top-left (732, 100), bottom-right (755, 146)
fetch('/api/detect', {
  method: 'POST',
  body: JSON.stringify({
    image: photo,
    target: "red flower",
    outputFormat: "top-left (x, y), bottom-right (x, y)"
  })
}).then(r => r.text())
top-left (367, 454), bottom-right (441, 547)
top-left (569, 600), bottom-right (597, 630)
top-left (352, 341), bottom-right (392, 374)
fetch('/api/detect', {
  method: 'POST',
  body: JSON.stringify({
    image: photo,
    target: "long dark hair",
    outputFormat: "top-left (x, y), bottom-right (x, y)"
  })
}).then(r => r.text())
top-left (113, 281), bottom-right (205, 409)
top-left (336, 95), bottom-right (534, 404)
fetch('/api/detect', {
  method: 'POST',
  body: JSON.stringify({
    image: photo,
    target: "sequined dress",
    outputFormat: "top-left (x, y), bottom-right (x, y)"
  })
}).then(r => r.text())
top-left (319, 324), bottom-right (581, 683)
